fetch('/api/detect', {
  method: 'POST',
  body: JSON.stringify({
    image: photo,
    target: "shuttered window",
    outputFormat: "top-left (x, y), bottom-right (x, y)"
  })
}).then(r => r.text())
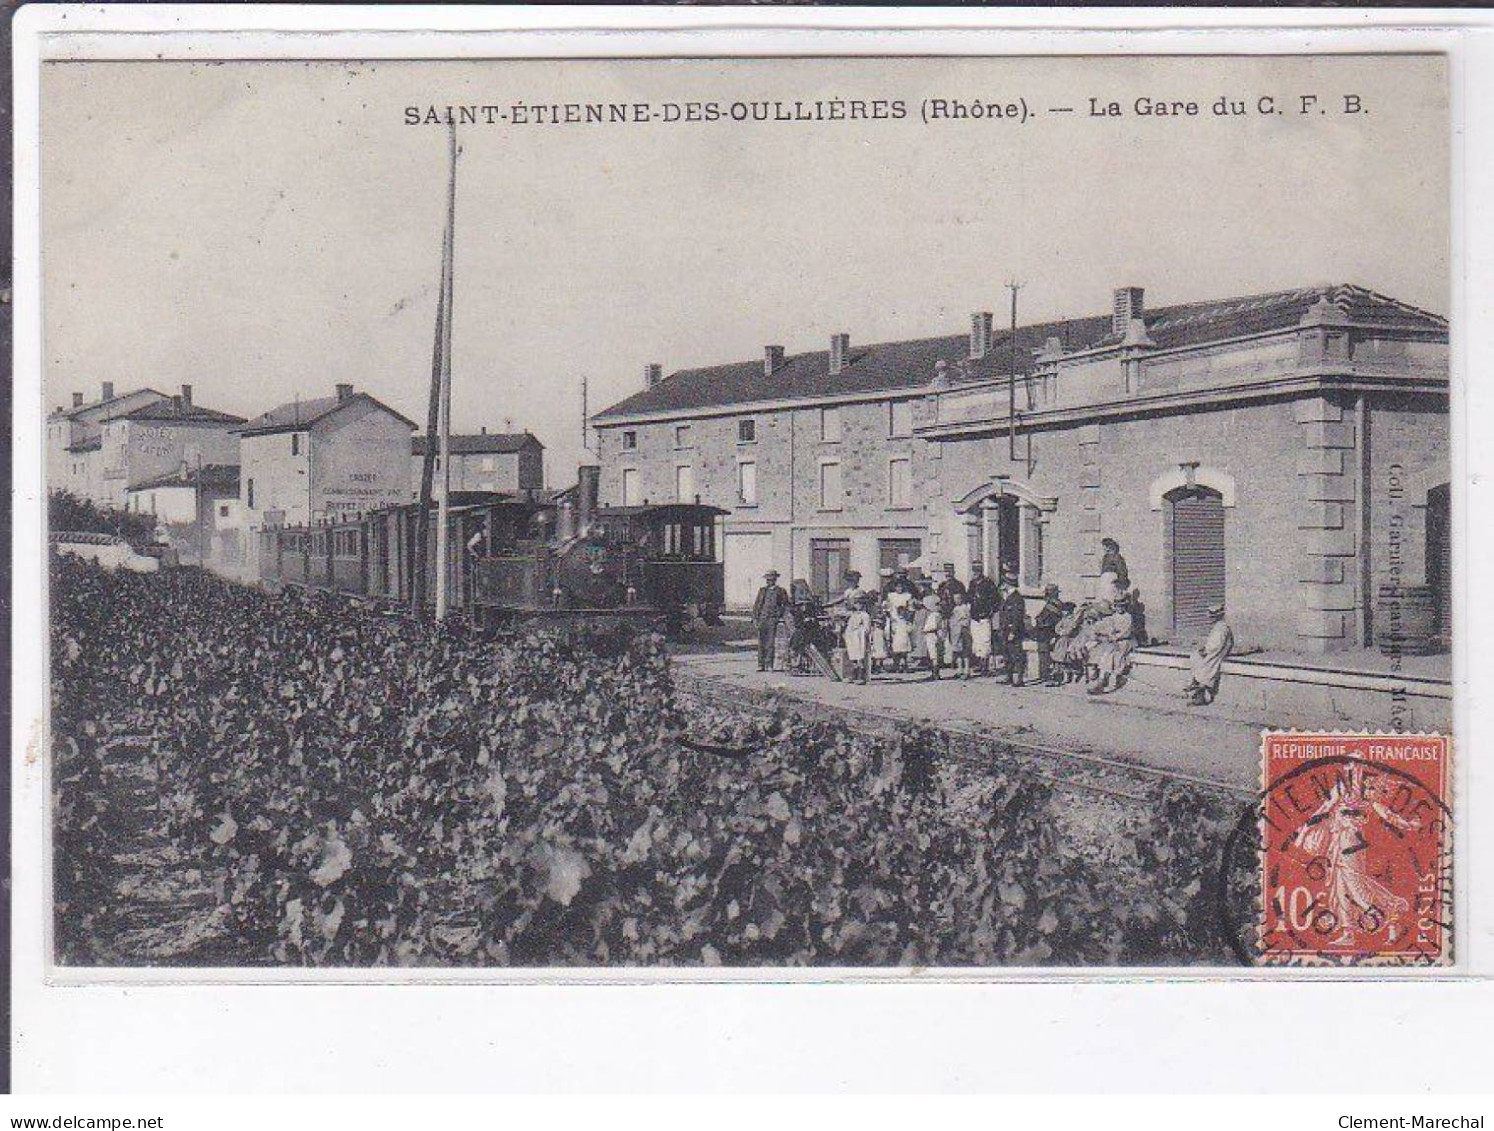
top-left (1166, 487), bottom-right (1226, 640)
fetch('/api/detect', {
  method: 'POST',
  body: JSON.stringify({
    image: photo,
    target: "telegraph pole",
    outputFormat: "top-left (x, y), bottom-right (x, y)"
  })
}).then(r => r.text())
top-left (434, 121), bottom-right (458, 622)
top-left (1006, 280), bottom-right (1023, 463)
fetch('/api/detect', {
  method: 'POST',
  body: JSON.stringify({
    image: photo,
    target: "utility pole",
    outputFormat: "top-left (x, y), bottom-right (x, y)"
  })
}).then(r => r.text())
top-left (434, 121), bottom-right (458, 622)
top-left (1006, 280), bottom-right (1023, 464)
top-left (581, 375), bottom-right (592, 453)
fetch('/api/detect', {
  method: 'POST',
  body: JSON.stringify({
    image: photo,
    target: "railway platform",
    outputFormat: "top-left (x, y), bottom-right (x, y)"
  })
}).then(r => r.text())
top-left (671, 630), bottom-right (1453, 794)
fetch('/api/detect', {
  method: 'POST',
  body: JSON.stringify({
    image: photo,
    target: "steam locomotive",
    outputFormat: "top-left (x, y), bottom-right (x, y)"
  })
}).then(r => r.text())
top-left (255, 470), bottom-right (726, 631)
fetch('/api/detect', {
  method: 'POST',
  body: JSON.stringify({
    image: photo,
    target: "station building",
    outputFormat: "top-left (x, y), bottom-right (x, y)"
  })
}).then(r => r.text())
top-left (410, 429), bottom-right (545, 496)
top-left (592, 284), bottom-right (1450, 654)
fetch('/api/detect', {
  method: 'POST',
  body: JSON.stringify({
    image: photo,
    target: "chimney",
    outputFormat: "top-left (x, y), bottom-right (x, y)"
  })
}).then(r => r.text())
top-left (171, 394), bottom-right (182, 412)
top-left (969, 312), bottom-right (994, 360)
top-left (72, 392), bottom-right (84, 409)
top-left (577, 465), bottom-right (601, 533)
top-left (180, 384), bottom-right (193, 407)
top-left (829, 332), bottom-right (850, 376)
top-left (101, 381), bottom-right (115, 401)
top-left (336, 383), bottom-right (354, 402)
top-left (480, 425), bottom-right (487, 435)
top-left (1112, 287), bottom-right (1145, 337)
top-left (644, 363), bottom-right (663, 390)
top-left (764, 345), bottom-right (785, 377)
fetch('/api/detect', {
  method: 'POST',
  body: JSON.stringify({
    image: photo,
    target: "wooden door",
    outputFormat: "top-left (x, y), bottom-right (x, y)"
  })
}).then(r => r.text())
top-left (811, 538), bottom-right (852, 600)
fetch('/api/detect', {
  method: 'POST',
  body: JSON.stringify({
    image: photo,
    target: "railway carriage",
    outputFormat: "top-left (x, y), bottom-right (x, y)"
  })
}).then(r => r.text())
top-left (257, 491), bottom-right (725, 632)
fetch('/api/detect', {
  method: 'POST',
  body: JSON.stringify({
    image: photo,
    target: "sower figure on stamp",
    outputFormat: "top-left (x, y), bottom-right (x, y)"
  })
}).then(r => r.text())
top-left (1184, 602), bottom-right (1234, 705)
top-left (1292, 762), bottom-right (1422, 947)
top-left (752, 569), bottom-right (790, 672)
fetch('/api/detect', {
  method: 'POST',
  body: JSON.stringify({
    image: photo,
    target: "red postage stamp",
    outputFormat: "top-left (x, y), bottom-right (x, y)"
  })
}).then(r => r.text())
top-left (1258, 732), bottom-right (1452, 966)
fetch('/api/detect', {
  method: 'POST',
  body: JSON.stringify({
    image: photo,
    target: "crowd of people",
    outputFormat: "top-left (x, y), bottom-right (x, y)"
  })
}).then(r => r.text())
top-left (753, 537), bottom-right (1235, 703)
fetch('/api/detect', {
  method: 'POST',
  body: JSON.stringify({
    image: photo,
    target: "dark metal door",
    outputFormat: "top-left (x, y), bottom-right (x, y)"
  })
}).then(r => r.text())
top-left (1166, 487), bottom-right (1225, 640)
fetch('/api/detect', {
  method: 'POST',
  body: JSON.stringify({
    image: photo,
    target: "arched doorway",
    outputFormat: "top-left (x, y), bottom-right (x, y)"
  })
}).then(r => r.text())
top-left (1425, 482), bottom-right (1451, 646)
top-left (953, 479), bottom-right (1055, 588)
top-left (1165, 485), bottom-right (1226, 640)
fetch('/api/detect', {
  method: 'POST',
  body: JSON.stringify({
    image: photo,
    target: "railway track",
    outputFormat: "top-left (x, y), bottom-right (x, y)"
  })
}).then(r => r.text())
top-left (673, 673), bottom-right (1253, 809)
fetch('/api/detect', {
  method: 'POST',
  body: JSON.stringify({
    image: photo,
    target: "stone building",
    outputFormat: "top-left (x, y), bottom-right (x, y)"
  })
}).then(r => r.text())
top-left (47, 381), bottom-right (169, 503)
top-left (593, 284), bottom-right (1449, 653)
top-left (125, 463), bottom-right (244, 566)
top-left (410, 430), bottom-right (545, 496)
top-left (47, 383), bottom-right (244, 509)
top-left (235, 383), bottom-right (416, 530)
top-left (91, 388), bottom-right (245, 510)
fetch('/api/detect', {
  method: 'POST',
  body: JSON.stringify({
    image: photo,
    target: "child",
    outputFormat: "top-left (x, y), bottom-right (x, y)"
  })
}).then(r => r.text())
top-left (889, 595), bottom-right (913, 673)
top-left (870, 600), bottom-right (890, 676)
top-left (946, 590), bottom-right (973, 680)
top-left (921, 593), bottom-right (945, 681)
top-left (843, 596), bottom-right (872, 685)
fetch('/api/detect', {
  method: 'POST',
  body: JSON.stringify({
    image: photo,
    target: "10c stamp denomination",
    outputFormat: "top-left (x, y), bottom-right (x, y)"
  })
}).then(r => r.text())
top-left (1257, 733), bottom-right (1451, 966)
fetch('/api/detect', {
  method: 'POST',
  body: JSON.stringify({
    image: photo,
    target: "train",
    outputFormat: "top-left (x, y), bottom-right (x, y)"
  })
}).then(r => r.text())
top-left (255, 469), bottom-right (726, 631)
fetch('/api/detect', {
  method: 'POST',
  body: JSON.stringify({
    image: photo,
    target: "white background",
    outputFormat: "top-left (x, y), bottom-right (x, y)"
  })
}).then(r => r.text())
top-left (10, 5), bottom-right (1494, 1093)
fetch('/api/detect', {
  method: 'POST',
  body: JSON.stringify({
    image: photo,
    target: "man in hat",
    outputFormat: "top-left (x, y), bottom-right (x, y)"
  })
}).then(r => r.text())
top-left (966, 561), bottom-right (999, 676)
top-left (752, 569), bottom-right (790, 672)
top-left (1099, 538), bottom-right (1130, 594)
top-left (996, 566), bottom-right (1027, 685)
top-left (936, 562), bottom-right (966, 615)
top-left (1185, 602), bottom-right (1234, 705)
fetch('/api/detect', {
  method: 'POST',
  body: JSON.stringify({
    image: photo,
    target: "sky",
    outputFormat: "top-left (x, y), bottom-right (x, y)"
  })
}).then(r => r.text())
top-left (41, 54), bottom-right (1448, 481)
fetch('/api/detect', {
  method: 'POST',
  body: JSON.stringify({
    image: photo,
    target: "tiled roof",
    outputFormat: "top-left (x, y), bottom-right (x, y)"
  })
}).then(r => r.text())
top-left (411, 432), bottom-right (543, 456)
top-left (128, 463), bottom-right (241, 492)
top-left (49, 387), bottom-right (167, 422)
top-left (237, 393), bottom-right (418, 436)
top-left (119, 401), bottom-right (245, 425)
top-left (594, 284), bottom-right (1447, 421)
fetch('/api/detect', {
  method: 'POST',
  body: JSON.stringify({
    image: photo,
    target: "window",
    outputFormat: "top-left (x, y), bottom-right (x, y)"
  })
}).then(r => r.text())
top-left (820, 406), bottom-right (842, 442)
top-left (675, 424), bottom-right (693, 449)
top-left (819, 460), bottom-right (843, 511)
top-left (737, 460), bottom-right (758, 506)
top-left (621, 430), bottom-right (638, 451)
top-left (621, 467), bottom-right (641, 506)
top-left (675, 464), bottom-right (695, 504)
top-left (889, 400), bottom-right (913, 437)
top-left (738, 419), bottom-right (756, 444)
top-left (291, 433), bottom-right (301, 456)
top-left (218, 503), bottom-right (230, 518)
top-left (888, 456), bottom-right (912, 508)
top-left (481, 456), bottom-right (496, 471)
top-left (246, 478), bottom-right (255, 509)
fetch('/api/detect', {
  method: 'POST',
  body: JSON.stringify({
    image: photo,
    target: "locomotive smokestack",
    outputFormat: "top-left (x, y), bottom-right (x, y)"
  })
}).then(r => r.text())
top-left (577, 464), bottom-right (600, 534)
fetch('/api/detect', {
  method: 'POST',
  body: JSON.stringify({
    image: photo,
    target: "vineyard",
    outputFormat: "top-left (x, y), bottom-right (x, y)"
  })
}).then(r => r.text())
top-left (52, 554), bottom-right (1253, 967)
